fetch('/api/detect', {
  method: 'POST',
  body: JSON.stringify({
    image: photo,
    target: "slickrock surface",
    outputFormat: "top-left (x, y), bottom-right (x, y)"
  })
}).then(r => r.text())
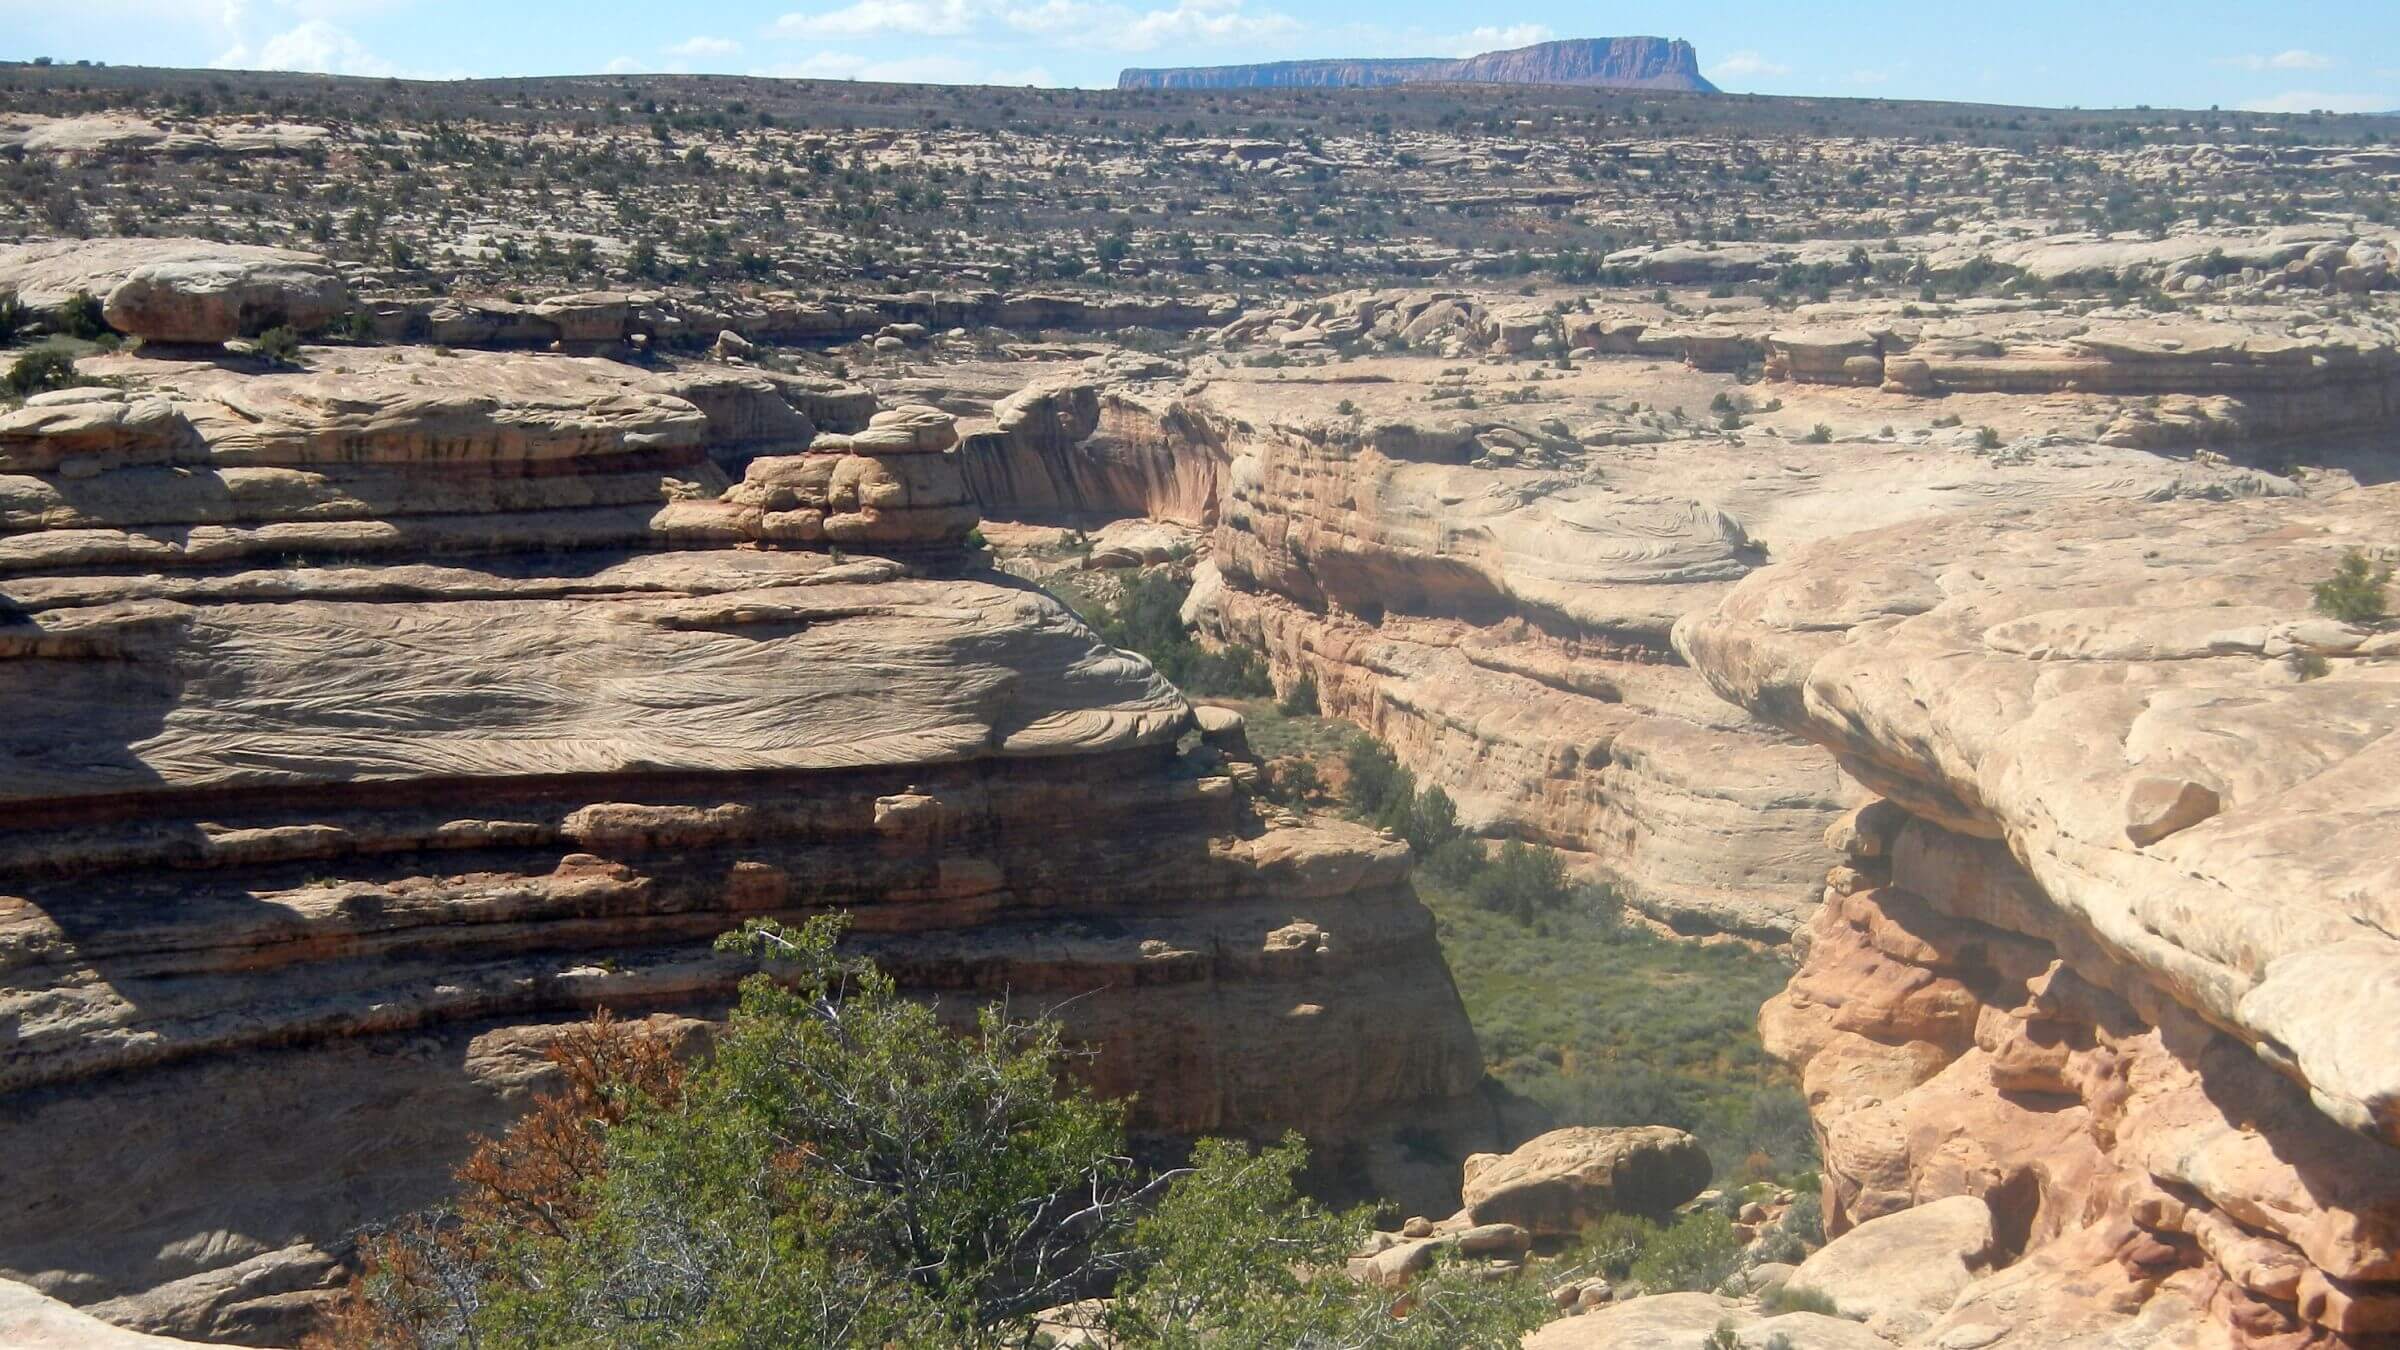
top-left (0, 344), bottom-right (1483, 1345)
top-left (0, 239), bottom-right (347, 343)
top-left (0, 1279), bottom-right (219, 1350)
top-left (1524, 1292), bottom-right (1891, 1350)
top-left (1013, 348), bottom-right (2285, 940)
top-left (1675, 487), bottom-right (2400, 1345)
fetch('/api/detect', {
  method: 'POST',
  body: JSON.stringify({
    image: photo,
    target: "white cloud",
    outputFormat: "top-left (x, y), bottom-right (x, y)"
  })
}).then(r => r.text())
top-left (666, 35), bottom-right (742, 59)
top-left (605, 55), bottom-right (641, 73)
top-left (1708, 50), bottom-right (1789, 81)
top-left (771, 0), bottom-right (981, 38)
top-left (1115, 0), bottom-right (1297, 51)
top-left (1444, 23), bottom-right (1552, 55)
top-left (2219, 49), bottom-right (2335, 72)
top-left (216, 18), bottom-right (399, 76)
top-left (758, 50), bottom-right (1054, 84)
top-left (770, 0), bottom-right (1292, 52)
top-left (2239, 90), bottom-right (2394, 114)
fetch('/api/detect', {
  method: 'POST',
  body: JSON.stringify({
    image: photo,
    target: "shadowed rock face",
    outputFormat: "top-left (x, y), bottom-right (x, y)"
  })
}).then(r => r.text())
top-left (0, 345), bottom-right (1485, 1345)
top-left (1117, 38), bottom-right (1718, 93)
top-left (1677, 488), bottom-right (2400, 1346)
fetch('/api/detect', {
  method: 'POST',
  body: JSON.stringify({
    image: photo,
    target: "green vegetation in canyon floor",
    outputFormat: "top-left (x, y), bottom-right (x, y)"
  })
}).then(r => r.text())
top-left (1231, 696), bottom-right (1816, 1191)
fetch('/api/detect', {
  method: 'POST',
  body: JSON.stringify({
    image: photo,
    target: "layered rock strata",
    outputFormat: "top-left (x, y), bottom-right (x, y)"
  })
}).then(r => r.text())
top-left (1121, 366), bottom-right (2277, 939)
top-left (0, 238), bottom-right (1234, 354)
top-left (1676, 488), bottom-right (2400, 1345)
top-left (1117, 37), bottom-right (1718, 93)
top-left (0, 345), bottom-right (1484, 1344)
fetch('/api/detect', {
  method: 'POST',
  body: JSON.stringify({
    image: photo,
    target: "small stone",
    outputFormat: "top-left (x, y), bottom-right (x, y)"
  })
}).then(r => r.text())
top-left (2123, 776), bottom-right (2221, 847)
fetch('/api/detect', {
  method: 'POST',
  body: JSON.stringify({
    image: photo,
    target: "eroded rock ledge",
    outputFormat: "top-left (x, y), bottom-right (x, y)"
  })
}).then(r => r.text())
top-left (1675, 488), bottom-right (2400, 1345)
top-left (0, 346), bottom-right (1483, 1345)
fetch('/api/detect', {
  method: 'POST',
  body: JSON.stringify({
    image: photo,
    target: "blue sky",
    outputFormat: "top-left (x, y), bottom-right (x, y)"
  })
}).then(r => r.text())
top-left (4, 0), bottom-right (2396, 111)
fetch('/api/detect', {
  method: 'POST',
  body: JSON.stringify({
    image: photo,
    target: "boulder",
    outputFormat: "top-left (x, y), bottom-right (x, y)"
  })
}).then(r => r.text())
top-left (1523, 1292), bottom-right (1889, 1350)
top-left (0, 1278), bottom-right (221, 1348)
top-left (1459, 1126), bottom-right (1710, 1236)
top-left (95, 243), bottom-right (347, 343)
top-left (1786, 1195), bottom-right (1994, 1339)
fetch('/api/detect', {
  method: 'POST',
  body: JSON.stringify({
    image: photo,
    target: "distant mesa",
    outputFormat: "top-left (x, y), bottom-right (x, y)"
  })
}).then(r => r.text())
top-left (1117, 37), bottom-right (1719, 93)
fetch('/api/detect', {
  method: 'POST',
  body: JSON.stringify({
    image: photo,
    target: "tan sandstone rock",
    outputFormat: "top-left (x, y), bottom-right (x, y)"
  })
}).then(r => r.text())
top-left (1676, 486), bottom-right (2400, 1345)
top-left (1458, 1125), bottom-right (1710, 1236)
top-left (1786, 1194), bottom-right (1995, 1339)
top-left (0, 344), bottom-right (1487, 1342)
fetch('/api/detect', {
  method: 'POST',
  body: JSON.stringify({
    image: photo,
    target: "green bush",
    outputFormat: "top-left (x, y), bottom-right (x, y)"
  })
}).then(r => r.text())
top-left (337, 914), bottom-right (1551, 1348)
top-left (1278, 674), bottom-right (1320, 716)
top-left (1577, 1212), bottom-right (1661, 1281)
top-left (1629, 1211), bottom-right (1744, 1294)
top-left (2313, 548), bottom-right (2392, 624)
top-left (1463, 840), bottom-right (1584, 925)
top-left (1258, 756), bottom-right (1323, 807)
top-left (58, 290), bottom-right (106, 340)
top-left (1762, 1283), bottom-right (1840, 1317)
top-left (1086, 572), bottom-right (1272, 698)
top-left (0, 295), bottom-right (22, 345)
top-left (4, 349), bottom-right (87, 399)
top-left (1975, 425), bottom-right (2002, 449)
top-left (254, 325), bottom-right (303, 366)
top-left (1343, 739), bottom-right (1411, 819)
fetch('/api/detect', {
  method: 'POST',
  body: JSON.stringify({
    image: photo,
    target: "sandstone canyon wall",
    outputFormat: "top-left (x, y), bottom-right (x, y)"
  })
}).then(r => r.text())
top-left (1677, 489), bottom-right (2400, 1346)
top-left (0, 338), bottom-right (1485, 1343)
top-left (956, 311), bottom-right (2298, 940)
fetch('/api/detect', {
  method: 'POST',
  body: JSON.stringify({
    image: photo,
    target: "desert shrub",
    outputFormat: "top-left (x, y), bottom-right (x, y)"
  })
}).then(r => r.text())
top-left (1086, 571), bottom-right (1272, 698)
top-left (1419, 834), bottom-right (1487, 887)
top-left (58, 290), bottom-right (106, 340)
top-left (1278, 673), bottom-right (1320, 716)
top-left (1975, 425), bottom-right (2002, 449)
top-left (0, 295), bottom-right (22, 345)
top-left (321, 915), bottom-right (1549, 1348)
top-left (1762, 1283), bottom-right (1840, 1317)
top-left (1258, 756), bottom-right (1323, 807)
top-left (1803, 423), bottom-right (1832, 444)
top-left (4, 348), bottom-right (87, 398)
top-left (1463, 840), bottom-right (1580, 924)
top-left (1395, 784), bottom-right (1461, 858)
top-left (254, 324), bottom-right (303, 366)
top-left (1750, 1197), bottom-right (1826, 1267)
top-left (2313, 548), bottom-right (2392, 623)
top-left (1577, 1212), bottom-right (1661, 1281)
top-left (1343, 739), bottom-right (1411, 819)
top-left (1629, 1212), bottom-right (1744, 1294)
top-left (1109, 1138), bottom-right (1551, 1349)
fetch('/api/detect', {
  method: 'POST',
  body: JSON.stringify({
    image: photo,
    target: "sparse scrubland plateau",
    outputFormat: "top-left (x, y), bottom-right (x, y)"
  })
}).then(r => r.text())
top-left (2, 29), bottom-right (2399, 1350)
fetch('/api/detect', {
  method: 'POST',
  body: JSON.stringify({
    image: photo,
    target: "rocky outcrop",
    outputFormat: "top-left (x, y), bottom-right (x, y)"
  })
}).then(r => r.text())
top-left (958, 380), bottom-right (1226, 526)
top-left (0, 345), bottom-right (1485, 1344)
top-left (361, 288), bottom-right (1232, 352)
top-left (1526, 1292), bottom-right (1890, 1350)
top-left (1785, 1197), bottom-right (1997, 1340)
top-left (1458, 1126), bottom-right (1711, 1236)
top-left (1152, 365), bottom-right (2282, 939)
top-left (1117, 37), bottom-right (1718, 93)
top-left (0, 239), bottom-right (346, 343)
top-left (0, 1279), bottom-right (219, 1350)
top-left (1676, 488), bottom-right (2400, 1345)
